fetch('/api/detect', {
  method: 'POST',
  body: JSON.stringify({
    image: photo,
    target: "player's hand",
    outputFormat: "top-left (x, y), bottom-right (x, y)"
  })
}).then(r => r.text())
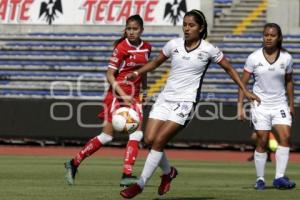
top-left (125, 71), bottom-right (139, 82)
top-left (237, 105), bottom-right (246, 121)
top-left (121, 95), bottom-right (134, 107)
top-left (244, 91), bottom-right (261, 104)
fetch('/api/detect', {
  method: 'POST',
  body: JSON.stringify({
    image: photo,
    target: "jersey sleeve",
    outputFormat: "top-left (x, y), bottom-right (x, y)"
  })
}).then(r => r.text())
top-left (209, 45), bottom-right (224, 63)
top-left (161, 39), bottom-right (174, 58)
top-left (108, 45), bottom-right (125, 70)
top-left (286, 55), bottom-right (293, 74)
top-left (244, 55), bottom-right (254, 73)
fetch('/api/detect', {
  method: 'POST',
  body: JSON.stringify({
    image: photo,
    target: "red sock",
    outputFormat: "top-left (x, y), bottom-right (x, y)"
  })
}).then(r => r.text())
top-left (72, 136), bottom-right (102, 167)
top-left (123, 140), bottom-right (139, 175)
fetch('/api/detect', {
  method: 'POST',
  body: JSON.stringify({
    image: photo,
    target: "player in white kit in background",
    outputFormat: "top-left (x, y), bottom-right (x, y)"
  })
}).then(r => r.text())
top-left (238, 23), bottom-right (296, 190)
top-left (120, 9), bottom-right (260, 199)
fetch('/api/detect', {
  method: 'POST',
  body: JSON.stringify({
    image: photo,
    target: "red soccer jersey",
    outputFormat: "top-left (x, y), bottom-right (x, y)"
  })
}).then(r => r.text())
top-left (108, 38), bottom-right (151, 98)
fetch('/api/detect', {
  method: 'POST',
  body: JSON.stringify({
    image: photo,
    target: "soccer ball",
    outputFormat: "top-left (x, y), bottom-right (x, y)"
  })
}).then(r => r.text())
top-left (112, 107), bottom-right (140, 134)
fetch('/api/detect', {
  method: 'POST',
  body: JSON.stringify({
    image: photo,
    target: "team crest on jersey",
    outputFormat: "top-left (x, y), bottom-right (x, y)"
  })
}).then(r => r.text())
top-left (197, 52), bottom-right (208, 62)
top-left (173, 49), bottom-right (179, 53)
top-left (280, 63), bottom-right (285, 69)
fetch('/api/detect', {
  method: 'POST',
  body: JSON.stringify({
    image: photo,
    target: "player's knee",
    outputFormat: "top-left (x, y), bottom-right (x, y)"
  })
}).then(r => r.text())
top-left (129, 130), bottom-right (143, 141)
top-left (143, 135), bottom-right (154, 146)
top-left (97, 132), bottom-right (113, 145)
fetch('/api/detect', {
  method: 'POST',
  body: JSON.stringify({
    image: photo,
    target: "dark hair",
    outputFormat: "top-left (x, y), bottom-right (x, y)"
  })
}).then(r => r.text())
top-left (263, 23), bottom-right (283, 49)
top-left (184, 9), bottom-right (208, 39)
top-left (113, 15), bottom-right (144, 48)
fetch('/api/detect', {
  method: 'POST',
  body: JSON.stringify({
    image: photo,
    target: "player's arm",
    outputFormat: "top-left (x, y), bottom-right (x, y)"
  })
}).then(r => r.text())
top-left (218, 57), bottom-right (260, 103)
top-left (285, 73), bottom-right (295, 119)
top-left (106, 67), bottom-right (133, 105)
top-left (237, 70), bottom-right (252, 120)
top-left (127, 52), bottom-right (168, 80)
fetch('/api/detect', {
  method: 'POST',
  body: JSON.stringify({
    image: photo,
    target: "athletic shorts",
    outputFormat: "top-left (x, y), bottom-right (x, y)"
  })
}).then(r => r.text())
top-left (149, 95), bottom-right (194, 126)
top-left (97, 92), bottom-right (142, 123)
top-left (251, 103), bottom-right (292, 130)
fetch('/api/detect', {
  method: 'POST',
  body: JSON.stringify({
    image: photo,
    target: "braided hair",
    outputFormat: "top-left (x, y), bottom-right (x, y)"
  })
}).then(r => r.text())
top-left (184, 9), bottom-right (208, 39)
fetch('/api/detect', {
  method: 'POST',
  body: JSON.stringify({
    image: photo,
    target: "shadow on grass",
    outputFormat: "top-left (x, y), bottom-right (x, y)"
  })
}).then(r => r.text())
top-left (242, 186), bottom-right (276, 190)
top-left (153, 197), bottom-right (215, 200)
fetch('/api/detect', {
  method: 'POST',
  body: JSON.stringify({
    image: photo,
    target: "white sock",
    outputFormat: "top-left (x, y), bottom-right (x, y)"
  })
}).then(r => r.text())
top-left (158, 152), bottom-right (171, 175)
top-left (254, 150), bottom-right (267, 181)
top-left (275, 145), bottom-right (290, 179)
top-left (129, 131), bottom-right (143, 141)
top-left (137, 149), bottom-right (163, 188)
top-left (96, 132), bottom-right (113, 144)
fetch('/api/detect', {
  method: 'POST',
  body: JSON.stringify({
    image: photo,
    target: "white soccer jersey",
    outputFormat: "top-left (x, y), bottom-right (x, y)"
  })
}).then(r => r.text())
top-left (160, 38), bottom-right (224, 102)
top-left (244, 48), bottom-right (293, 107)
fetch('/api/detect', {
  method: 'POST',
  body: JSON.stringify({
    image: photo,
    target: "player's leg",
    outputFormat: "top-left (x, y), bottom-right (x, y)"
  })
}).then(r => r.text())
top-left (254, 130), bottom-right (269, 190)
top-left (272, 120), bottom-right (295, 189)
top-left (120, 130), bottom-right (143, 187)
top-left (251, 105), bottom-right (271, 190)
top-left (64, 122), bottom-right (113, 185)
top-left (120, 120), bottom-right (182, 199)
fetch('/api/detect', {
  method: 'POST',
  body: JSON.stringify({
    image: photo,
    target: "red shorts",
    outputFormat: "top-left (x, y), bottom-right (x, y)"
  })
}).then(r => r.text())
top-left (97, 92), bottom-right (142, 123)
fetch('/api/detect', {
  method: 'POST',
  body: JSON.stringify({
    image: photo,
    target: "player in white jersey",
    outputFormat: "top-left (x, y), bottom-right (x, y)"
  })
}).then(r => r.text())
top-left (238, 23), bottom-right (296, 190)
top-left (121, 9), bottom-right (260, 199)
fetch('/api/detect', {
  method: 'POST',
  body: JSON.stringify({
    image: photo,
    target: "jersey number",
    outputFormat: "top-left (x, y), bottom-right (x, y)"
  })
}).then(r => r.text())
top-left (280, 110), bottom-right (286, 118)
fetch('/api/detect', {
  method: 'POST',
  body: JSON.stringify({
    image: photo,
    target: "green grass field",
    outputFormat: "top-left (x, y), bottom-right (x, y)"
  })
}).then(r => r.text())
top-left (0, 156), bottom-right (299, 200)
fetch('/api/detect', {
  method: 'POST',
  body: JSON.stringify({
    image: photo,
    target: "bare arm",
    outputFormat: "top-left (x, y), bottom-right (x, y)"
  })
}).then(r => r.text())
top-left (237, 70), bottom-right (252, 120)
top-left (285, 73), bottom-right (295, 119)
top-left (126, 52), bottom-right (168, 80)
top-left (218, 57), bottom-right (260, 102)
top-left (106, 67), bottom-right (132, 105)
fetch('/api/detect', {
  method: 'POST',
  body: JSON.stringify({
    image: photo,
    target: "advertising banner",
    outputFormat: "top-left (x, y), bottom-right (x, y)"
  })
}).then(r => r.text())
top-left (0, 0), bottom-right (200, 25)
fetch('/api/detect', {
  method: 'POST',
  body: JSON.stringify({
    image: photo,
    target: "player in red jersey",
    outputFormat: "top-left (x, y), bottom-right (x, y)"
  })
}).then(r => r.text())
top-left (64, 15), bottom-right (151, 187)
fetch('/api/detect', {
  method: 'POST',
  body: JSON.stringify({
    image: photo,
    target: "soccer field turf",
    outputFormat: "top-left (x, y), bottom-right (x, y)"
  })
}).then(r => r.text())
top-left (0, 156), bottom-right (299, 200)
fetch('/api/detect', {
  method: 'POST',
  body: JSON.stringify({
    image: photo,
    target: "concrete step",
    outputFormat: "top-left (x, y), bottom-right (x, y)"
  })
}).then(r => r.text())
top-left (214, 22), bottom-right (266, 27)
top-left (212, 26), bottom-right (263, 33)
top-left (218, 17), bottom-right (266, 23)
top-left (231, 7), bottom-right (259, 12)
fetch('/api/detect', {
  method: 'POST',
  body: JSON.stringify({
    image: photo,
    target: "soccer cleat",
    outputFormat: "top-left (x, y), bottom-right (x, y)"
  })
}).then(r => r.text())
top-left (158, 166), bottom-right (178, 195)
top-left (120, 183), bottom-right (143, 199)
top-left (254, 179), bottom-right (265, 190)
top-left (120, 174), bottom-right (139, 187)
top-left (64, 160), bottom-right (78, 185)
top-left (273, 176), bottom-right (296, 189)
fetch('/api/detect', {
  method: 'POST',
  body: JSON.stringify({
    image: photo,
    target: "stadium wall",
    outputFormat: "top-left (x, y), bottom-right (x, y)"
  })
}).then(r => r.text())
top-left (267, 0), bottom-right (300, 34)
top-left (1, 99), bottom-right (299, 147)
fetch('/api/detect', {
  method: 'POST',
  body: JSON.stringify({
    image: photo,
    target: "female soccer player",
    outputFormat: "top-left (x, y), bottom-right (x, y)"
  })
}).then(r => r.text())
top-left (120, 9), bottom-right (260, 198)
top-left (64, 14), bottom-right (151, 187)
top-left (238, 23), bottom-right (296, 190)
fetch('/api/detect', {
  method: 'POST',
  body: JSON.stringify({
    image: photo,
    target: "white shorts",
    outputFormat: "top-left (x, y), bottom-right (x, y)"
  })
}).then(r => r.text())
top-left (149, 96), bottom-right (194, 126)
top-left (251, 103), bottom-right (292, 130)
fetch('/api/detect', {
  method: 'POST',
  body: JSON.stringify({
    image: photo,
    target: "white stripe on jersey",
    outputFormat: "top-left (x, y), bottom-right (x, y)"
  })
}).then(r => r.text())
top-left (159, 38), bottom-right (223, 102)
top-left (128, 49), bottom-right (150, 53)
top-left (244, 48), bottom-right (293, 107)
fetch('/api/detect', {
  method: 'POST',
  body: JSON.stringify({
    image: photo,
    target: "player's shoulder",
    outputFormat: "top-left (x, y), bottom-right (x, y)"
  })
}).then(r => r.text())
top-left (168, 37), bottom-right (184, 46)
top-left (142, 40), bottom-right (152, 49)
top-left (114, 39), bottom-right (128, 51)
top-left (280, 49), bottom-right (293, 59)
top-left (248, 48), bottom-right (262, 60)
